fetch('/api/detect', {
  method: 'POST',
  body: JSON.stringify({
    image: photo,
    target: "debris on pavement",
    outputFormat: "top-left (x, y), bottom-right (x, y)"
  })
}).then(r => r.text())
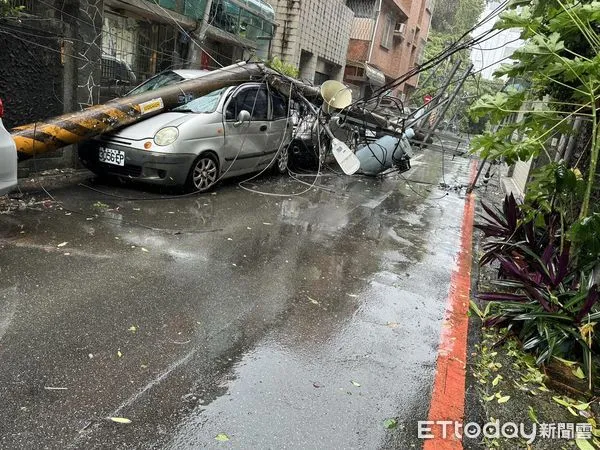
top-left (108, 417), bottom-right (132, 425)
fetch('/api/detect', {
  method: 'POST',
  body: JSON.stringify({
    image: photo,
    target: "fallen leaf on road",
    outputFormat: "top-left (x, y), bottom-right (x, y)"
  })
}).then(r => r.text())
top-left (313, 382), bottom-right (323, 388)
top-left (528, 406), bottom-right (538, 424)
top-left (351, 381), bottom-right (361, 387)
top-left (109, 417), bottom-right (131, 424)
top-left (497, 395), bottom-right (510, 403)
top-left (128, 326), bottom-right (137, 333)
top-left (346, 293), bottom-right (358, 298)
top-left (227, 238), bottom-right (233, 241)
top-left (44, 386), bottom-right (68, 390)
top-left (554, 356), bottom-right (577, 367)
top-left (492, 375), bottom-right (502, 386)
top-left (386, 322), bottom-right (399, 328)
top-left (141, 248), bottom-right (149, 253)
top-left (215, 433), bottom-right (230, 442)
top-left (572, 366), bottom-right (585, 379)
top-left (573, 401), bottom-right (591, 411)
top-left (117, 350), bottom-right (122, 358)
top-left (575, 440), bottom-right (595, 450)
top-left (552, 396), bottom-right (572, 408)
top-left (262, 222), bottom-right (272, 225)
top-left (383, 418), bottom-right (397, 429)
top-left (307, 296), bottom-right (320, 305)
top-left (57, 242), bottom-right (68, 247)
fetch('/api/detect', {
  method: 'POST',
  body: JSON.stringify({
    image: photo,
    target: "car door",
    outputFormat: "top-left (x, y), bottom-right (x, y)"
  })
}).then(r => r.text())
top-left (266, 88), bottom-right (291, 164)
top-left (222, 84), bottom-right (269, 174)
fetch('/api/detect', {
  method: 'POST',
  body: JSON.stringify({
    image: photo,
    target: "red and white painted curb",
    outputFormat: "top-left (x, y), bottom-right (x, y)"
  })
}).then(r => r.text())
top-left (424, 160), bottom-right (478, 450)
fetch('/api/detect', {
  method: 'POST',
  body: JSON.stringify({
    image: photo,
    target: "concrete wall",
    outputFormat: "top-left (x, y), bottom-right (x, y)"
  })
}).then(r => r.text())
top-left (0, 14), bottom-right (79, 172)
top-left (0, 20), bottom-right (66, 131)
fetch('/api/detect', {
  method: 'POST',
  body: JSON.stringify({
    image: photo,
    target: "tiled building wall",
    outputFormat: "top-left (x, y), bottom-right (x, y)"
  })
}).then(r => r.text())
top-left (271, 0), bottom-right (353, 81)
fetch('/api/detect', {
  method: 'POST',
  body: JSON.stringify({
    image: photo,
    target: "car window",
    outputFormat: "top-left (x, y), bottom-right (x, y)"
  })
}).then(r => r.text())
top-left (172, 88), bottom-right (225, 113)
top-left (225, 86), bottom-right (268, 121)
top-left (127, 71), bottom-right (184, 96)
top-left (271, 90), bottom-right (288, 120)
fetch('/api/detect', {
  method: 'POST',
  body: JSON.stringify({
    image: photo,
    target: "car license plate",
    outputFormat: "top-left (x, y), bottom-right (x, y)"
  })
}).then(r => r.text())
top-left (98, 147), bottom-right (125, 166)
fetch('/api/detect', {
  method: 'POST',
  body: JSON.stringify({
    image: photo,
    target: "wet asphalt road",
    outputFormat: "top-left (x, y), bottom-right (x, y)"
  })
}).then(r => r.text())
top-left (0, 148), bottom-right (472, 449)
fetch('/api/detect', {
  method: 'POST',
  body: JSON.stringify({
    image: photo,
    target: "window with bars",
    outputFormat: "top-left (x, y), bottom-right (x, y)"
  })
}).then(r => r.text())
top-left (380, 14), bottom-right (394, 50)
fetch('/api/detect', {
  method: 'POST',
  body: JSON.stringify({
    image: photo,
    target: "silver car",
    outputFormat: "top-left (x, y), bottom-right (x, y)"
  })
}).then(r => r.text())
top-left (79, 81), bottom-right (292, 192)
top-left (0, 98), bottom-right (17, 196)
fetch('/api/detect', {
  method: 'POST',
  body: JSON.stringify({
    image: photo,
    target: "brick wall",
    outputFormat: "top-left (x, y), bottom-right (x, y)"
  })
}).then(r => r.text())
top-left (347, 40), bottom-right (370, 62)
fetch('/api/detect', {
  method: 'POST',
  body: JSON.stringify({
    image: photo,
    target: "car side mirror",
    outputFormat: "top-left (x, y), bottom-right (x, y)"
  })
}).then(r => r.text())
top-left (234, 110), bottom-right (251, 127)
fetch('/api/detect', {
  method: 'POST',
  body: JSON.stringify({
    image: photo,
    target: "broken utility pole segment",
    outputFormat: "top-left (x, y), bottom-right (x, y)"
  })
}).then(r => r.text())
top-left (11, 62), bottom-right (266, 160)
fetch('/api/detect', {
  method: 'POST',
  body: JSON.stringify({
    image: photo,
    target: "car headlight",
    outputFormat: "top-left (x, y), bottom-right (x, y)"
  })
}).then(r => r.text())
top-left (154, 127), bottom-right (179, 146)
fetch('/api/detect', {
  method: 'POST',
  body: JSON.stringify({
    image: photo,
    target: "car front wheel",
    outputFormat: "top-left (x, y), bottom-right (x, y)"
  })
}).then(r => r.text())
top-left (186, 154), bottom-right (218, 192)
top-left (273, 145), bottom-right (289, 175)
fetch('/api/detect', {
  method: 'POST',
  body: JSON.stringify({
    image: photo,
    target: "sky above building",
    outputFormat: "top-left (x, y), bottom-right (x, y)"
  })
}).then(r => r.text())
top-left (471, 1), bottom-right (522, 80)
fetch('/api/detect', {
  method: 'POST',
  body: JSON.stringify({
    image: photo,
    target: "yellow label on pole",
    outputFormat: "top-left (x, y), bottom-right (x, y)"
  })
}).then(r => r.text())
top-left (139, 98), bottom-right (164, 115)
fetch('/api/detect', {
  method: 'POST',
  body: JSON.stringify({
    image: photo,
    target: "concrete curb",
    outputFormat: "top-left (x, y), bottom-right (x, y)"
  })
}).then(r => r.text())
top-left (424, 160), bottom-right (478, 449)
top-left (16, 169), bottom-right (93, 194)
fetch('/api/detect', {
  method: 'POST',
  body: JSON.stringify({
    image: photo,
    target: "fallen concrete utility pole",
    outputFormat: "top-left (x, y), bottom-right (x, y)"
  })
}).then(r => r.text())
top-left (417, 60), bottom-right (461, 134)
top-left (419, 64), bottom-right (473, 148)
top-left (11, 62), bottom-right (321, 161)
top-left (11, 62), bottom-right (260, 159)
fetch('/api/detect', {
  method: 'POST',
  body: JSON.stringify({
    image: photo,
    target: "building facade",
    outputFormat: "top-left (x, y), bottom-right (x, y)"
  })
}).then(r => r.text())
top-left (195, 0), bottom-right (277, 69)
top-left (270, 0), bottom-right (354, 84)
top-left (344, 0), bottom-right (432, 100)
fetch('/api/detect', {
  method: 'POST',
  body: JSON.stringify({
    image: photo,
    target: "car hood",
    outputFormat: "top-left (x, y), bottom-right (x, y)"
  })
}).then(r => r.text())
top-left (108, 112), bottom-right (194, 140)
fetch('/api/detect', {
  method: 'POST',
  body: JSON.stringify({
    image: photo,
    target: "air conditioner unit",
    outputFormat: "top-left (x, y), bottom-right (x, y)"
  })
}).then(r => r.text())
top-left (394, 23), bottom-right (406, 34)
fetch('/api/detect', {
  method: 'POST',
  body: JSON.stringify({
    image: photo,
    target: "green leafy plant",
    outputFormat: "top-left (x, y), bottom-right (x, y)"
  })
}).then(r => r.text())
top-left (469, 0), bottom-right (600, 221)
top-left (476, 195), bottom-right (599, 385)
top-left (0, 0), bottom-right (24, 16)
top-left (266, 57), bottom-right (299, 79)
top-left (470, 0), bottom-right (600, 383)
